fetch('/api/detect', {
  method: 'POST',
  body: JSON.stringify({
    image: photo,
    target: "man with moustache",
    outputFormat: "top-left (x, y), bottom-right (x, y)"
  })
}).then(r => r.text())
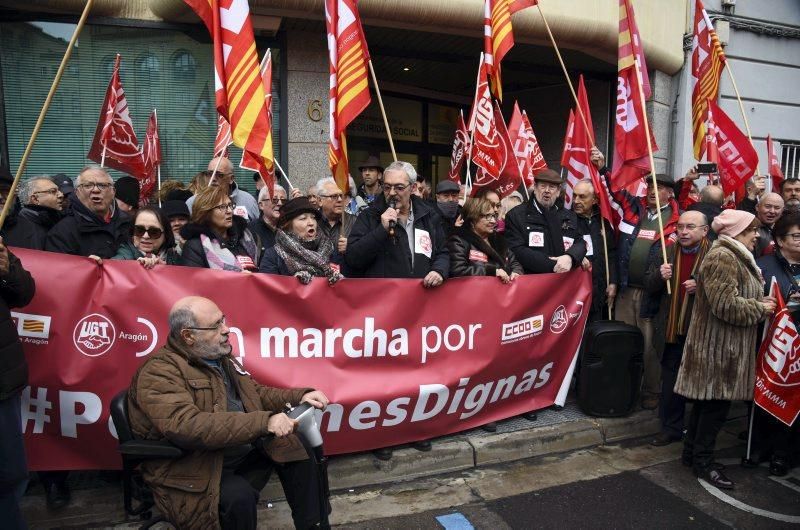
top-left (316, 177), bottom-right (355, 256)
top-left (356, 156), bottom-right (384, 205)
top-left (644, 211), bottom-right (711, 446)
top-left (505, 168), bottom-right (587, 274)
top-left (571, 179), bottom-right (618, 321)
top-left (128, 296), bottom-right (330, 530)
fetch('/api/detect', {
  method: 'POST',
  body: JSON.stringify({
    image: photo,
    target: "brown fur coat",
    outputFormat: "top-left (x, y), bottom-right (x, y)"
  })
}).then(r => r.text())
top-left (674, 235), bottom-right (768, 401)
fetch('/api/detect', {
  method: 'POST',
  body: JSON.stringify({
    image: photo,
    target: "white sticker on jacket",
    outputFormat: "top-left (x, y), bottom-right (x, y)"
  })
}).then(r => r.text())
top-left (233, 205), bottom-right (249, 219)
top-left (469, 250), bottom-right (488, 263)
top-left (415, 229), bottom-right (433, 258)
top-left (529, 232), bottom-right (544, 247)
top-left (637, 229), bottom-right (657, 241)
top-left (583, 235), bottom-right (594, 256)
top-left (563, 236), bottom-right (574, 250)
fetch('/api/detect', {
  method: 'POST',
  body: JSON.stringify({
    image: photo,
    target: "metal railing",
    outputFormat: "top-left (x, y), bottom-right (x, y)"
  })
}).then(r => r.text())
top-left (783, 143), bottom-right (800, 179)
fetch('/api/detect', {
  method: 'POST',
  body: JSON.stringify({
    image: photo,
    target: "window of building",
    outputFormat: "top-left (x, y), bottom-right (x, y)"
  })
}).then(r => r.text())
top-left (782, 143), bottom-right (800, 179)
top-left (0, 21), bottom-right (282, 195)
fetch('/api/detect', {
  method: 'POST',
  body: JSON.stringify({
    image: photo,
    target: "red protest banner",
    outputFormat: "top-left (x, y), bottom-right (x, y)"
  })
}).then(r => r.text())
top-left (755, 279), bottom-right (800, 426)
top-left (13, 249), bottom-right (590, 470)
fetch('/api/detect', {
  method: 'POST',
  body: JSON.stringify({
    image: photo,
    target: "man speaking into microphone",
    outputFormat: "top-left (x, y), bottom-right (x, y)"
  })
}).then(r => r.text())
top-left (346, 161), bottom-right (449, 287)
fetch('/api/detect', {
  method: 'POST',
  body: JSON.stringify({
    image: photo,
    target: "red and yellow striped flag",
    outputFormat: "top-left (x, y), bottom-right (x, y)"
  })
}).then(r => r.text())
top-left (183, 0), bottom-right (275, 193)
top-left (691, 0), bottom-right (727, 161)
top-left (484, 0), bottom-right (536, 101)
top-left (326, 0), bottom-right (372, 194)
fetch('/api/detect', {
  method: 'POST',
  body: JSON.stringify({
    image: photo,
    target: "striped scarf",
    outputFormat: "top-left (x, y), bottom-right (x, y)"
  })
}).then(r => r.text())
top-left (665, 238), bottom-right (709, 343)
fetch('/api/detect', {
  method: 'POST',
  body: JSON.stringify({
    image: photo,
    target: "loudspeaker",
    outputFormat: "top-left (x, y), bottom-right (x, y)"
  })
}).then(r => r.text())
top-left (578, 320), bottom-right (644, 417)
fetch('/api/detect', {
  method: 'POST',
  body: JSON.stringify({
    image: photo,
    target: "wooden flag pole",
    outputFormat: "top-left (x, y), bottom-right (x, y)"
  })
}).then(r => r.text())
top-left (536, 3), bottom-right (596, 147)
top-left (274, 159), bottom-right (295, 191)
top-left (724, 65), bottom-right (762, 175)
top-left (368, 60), bottom-right (397, 162)
top-left (600, 220), bottom-right (613, 319)
top-left (633, 56), bottom-right (671, 295)
top-left (0, 0), bottom-right (94, 230)
top-left (208, 153), bottom-right (225, 187)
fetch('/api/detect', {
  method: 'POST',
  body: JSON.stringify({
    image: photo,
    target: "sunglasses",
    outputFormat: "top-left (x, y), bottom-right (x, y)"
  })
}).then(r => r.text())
top-left (133, 225), bottom-right (164, 238)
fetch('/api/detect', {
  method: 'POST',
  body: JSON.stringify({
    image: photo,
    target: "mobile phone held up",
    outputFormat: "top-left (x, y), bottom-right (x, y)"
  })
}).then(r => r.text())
top-left (697, 162), bottom-right (718, 174)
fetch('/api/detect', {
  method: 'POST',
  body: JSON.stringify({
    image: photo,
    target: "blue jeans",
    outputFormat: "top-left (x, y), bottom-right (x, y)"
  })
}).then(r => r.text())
top-left (0, 392), bottom-right (28, 529)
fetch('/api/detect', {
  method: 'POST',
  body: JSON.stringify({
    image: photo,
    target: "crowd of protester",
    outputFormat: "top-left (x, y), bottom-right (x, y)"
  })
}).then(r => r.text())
top-left (0, 151), bottom-right (798, 527)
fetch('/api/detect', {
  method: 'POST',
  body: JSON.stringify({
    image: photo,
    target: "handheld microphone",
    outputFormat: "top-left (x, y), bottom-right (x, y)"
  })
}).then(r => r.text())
top-left (388, 197), bottom-right (398, 240)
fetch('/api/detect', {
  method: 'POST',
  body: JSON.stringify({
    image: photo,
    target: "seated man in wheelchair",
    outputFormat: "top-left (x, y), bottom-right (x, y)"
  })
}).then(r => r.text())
top-left (127, 296), bottom-right (330, 530)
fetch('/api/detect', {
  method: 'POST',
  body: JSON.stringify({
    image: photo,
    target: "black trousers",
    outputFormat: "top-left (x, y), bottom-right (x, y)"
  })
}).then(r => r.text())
top-left (683, 399), bottom-right (731, 472)
top-left (752, 407), bottom-right (800, 460)
top-left (0, 394), bottom-right (27, 530)
top-left (219, 447), bottom-right (327, 530)
top-left (659, 340), bottom-right (686, 438)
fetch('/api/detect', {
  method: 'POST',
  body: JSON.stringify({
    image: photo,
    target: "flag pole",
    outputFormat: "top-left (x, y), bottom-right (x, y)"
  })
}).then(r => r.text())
top-left (208, 153), bottom-right (225, 187)
top-left (154, 108), bottom-right (162, 207)
top-left (367, 60), bottom-right (397, 161)
top-left (101, 145), bottom-right (107, 168)
top-left (633, 56), bottom-right (671, 294)
top-left (724, 66), bottom-right (762, 175)
top-left (274, 159), bottom-right (295, 191)
top-left (0, 0), bottom-right (94, 230)
top-left (600, 221), bottom-right (613, 319)
top-left (464, 54), bottom-right (486, 200)
top-left (536, 3), bottom-right (596, 146)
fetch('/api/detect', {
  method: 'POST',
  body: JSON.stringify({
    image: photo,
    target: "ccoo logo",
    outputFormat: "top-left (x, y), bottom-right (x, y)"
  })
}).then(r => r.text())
top-left (73, 313), bottom-right (116, 357)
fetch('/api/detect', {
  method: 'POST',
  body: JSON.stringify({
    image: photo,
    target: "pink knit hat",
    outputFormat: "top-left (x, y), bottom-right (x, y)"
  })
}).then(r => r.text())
top-left (711, 209), bottom-right (756, 237)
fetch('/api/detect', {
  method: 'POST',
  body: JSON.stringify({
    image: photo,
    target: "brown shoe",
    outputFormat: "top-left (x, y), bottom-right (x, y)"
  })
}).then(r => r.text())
top-left (641, 395), bottom-right (659, 410)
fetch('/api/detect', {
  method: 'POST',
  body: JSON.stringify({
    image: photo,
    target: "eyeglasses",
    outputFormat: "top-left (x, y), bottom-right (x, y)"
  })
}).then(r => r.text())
top-left (785, 232), bottom-right (800, 241)
top-left (259, 197), bottom-right (287, 205)
top-left (320, 193), bottom-right (345, 200)
top-left (78, 182), bottom-right (113, 191)
top-left (32, 188), bottom-right (60, 196)
top-left (133, 225), bottom-right (164, 238)
top-left (383, 183), bottom-right (410, 192)
top-left (184, 316), bottom-right (227, 332)
top-left (676, 223), bottom-right (707, 231)
top-left (213, 202), bottom-right (235, 212)
top-left (480, 213), bottom-right (499, 221)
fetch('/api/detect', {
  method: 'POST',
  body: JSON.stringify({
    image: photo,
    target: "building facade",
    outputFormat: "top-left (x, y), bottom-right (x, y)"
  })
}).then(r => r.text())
top-left (0, 0), bottom-right (797, 195)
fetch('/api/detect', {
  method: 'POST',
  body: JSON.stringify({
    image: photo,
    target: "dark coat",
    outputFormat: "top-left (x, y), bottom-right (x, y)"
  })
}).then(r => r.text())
top-left (247, 216), bottom-right (277, 262)
top-left (44, 194), bottom-right (131, 258)
top-left (575, 209), bottom-right (618, 316)
top-left (259, 247), bottom-right (291, 276)
top-left (3, 205), bottom-right (62, 250)
top-left (504, 197), bottom-right (587, 274)
top-left (447, 226), bottom-right (523, 277)
top-left (346, 195), bottom-right (449, 279)
top-left (112, 242), bottom-right (181, 265)
top-left (757, 250), bottom-right (800, 320)
top-left (180, 216), bottom-right (261, 269)
top-left (128, 338), bottom-right (311, 530)
top-left (0, 250), bottom-right (36, 400)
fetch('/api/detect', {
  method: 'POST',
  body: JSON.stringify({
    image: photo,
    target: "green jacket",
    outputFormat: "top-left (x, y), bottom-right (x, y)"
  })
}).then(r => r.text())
top-left (112, 242), bottom-right (180, 265)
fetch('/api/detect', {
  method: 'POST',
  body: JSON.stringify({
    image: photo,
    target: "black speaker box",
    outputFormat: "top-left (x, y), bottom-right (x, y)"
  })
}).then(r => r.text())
top-left (578, 320), bottom-right (644, 417)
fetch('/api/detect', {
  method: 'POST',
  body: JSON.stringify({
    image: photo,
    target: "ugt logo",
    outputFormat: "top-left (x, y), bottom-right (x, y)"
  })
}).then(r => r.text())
top-left (73, 313), bottom-right (116, 357)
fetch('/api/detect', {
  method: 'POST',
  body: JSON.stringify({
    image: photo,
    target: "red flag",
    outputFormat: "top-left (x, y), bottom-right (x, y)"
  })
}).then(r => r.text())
top-left (139, 109), bottom-right (161, 205)
top-left (767, 135), bottom-right (784, 192)
top-left (183, 0), bottom-right (275, 196)
top-left (87, 54), bottom-right (146, 177)
top-left (468, 55), bottom-right (507, 180)
top-left (610, 0), bottom-right (658, 191)
top-left (326, 0), bottom-right (372, 195)
top-left (240, 50), bottom-right (276, 185)
top-left (707, 99), bottom-right (758, 196)
top-left (448, 111), bottom-right (470, 182)
top-left (214, 114), bottom-right (232, 158)
top-left (755, 278), bottom-right (800, 427)
top-left (563, 77), bottom-right (614, 226)
top-left (560, 109), bottom-right (575, 169)
top-left (508, 102), bottom-right (546, 188)
top-left (470, 101), bottom-right (522, 198)
top-left (509, 0), bottom-right (537, 14)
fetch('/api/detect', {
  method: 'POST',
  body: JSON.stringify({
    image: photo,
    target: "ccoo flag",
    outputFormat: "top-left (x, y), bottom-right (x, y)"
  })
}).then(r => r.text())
top-left (87, 54), bottom-right (146, 178)
top-left (691, 0), bottom-right (726, 161)
top-left (326, 0), bottom-right (372, 194)
top-left (610, 0), bottom-right (658, 190)
top-left (183, 0), bottom-right (275, 194)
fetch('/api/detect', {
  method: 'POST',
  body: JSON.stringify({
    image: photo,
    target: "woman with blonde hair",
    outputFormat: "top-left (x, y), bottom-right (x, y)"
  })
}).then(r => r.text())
top-left (179, 185), bottom-right (261, 271)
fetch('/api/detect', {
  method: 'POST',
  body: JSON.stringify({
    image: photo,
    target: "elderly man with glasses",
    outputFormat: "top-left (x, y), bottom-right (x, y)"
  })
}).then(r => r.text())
top-left (128, 296), bottom-right (330, 530)
top-left (45, 165), bottom-right (131, 258)
top-left (249, 184), bottom-right (289, 257)
top-left (316, 177), bottom-right (355, 255)
top-left (4, 176), bottom-right (64, 250)
top-left (186, 157), bottom-right (260, 222)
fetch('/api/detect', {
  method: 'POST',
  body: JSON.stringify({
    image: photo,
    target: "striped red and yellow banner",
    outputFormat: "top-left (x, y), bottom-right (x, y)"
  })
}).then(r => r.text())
top-left (691, 0), bottom-right (727, 161)
top-left (326, 0), bottom-right (372, 193)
